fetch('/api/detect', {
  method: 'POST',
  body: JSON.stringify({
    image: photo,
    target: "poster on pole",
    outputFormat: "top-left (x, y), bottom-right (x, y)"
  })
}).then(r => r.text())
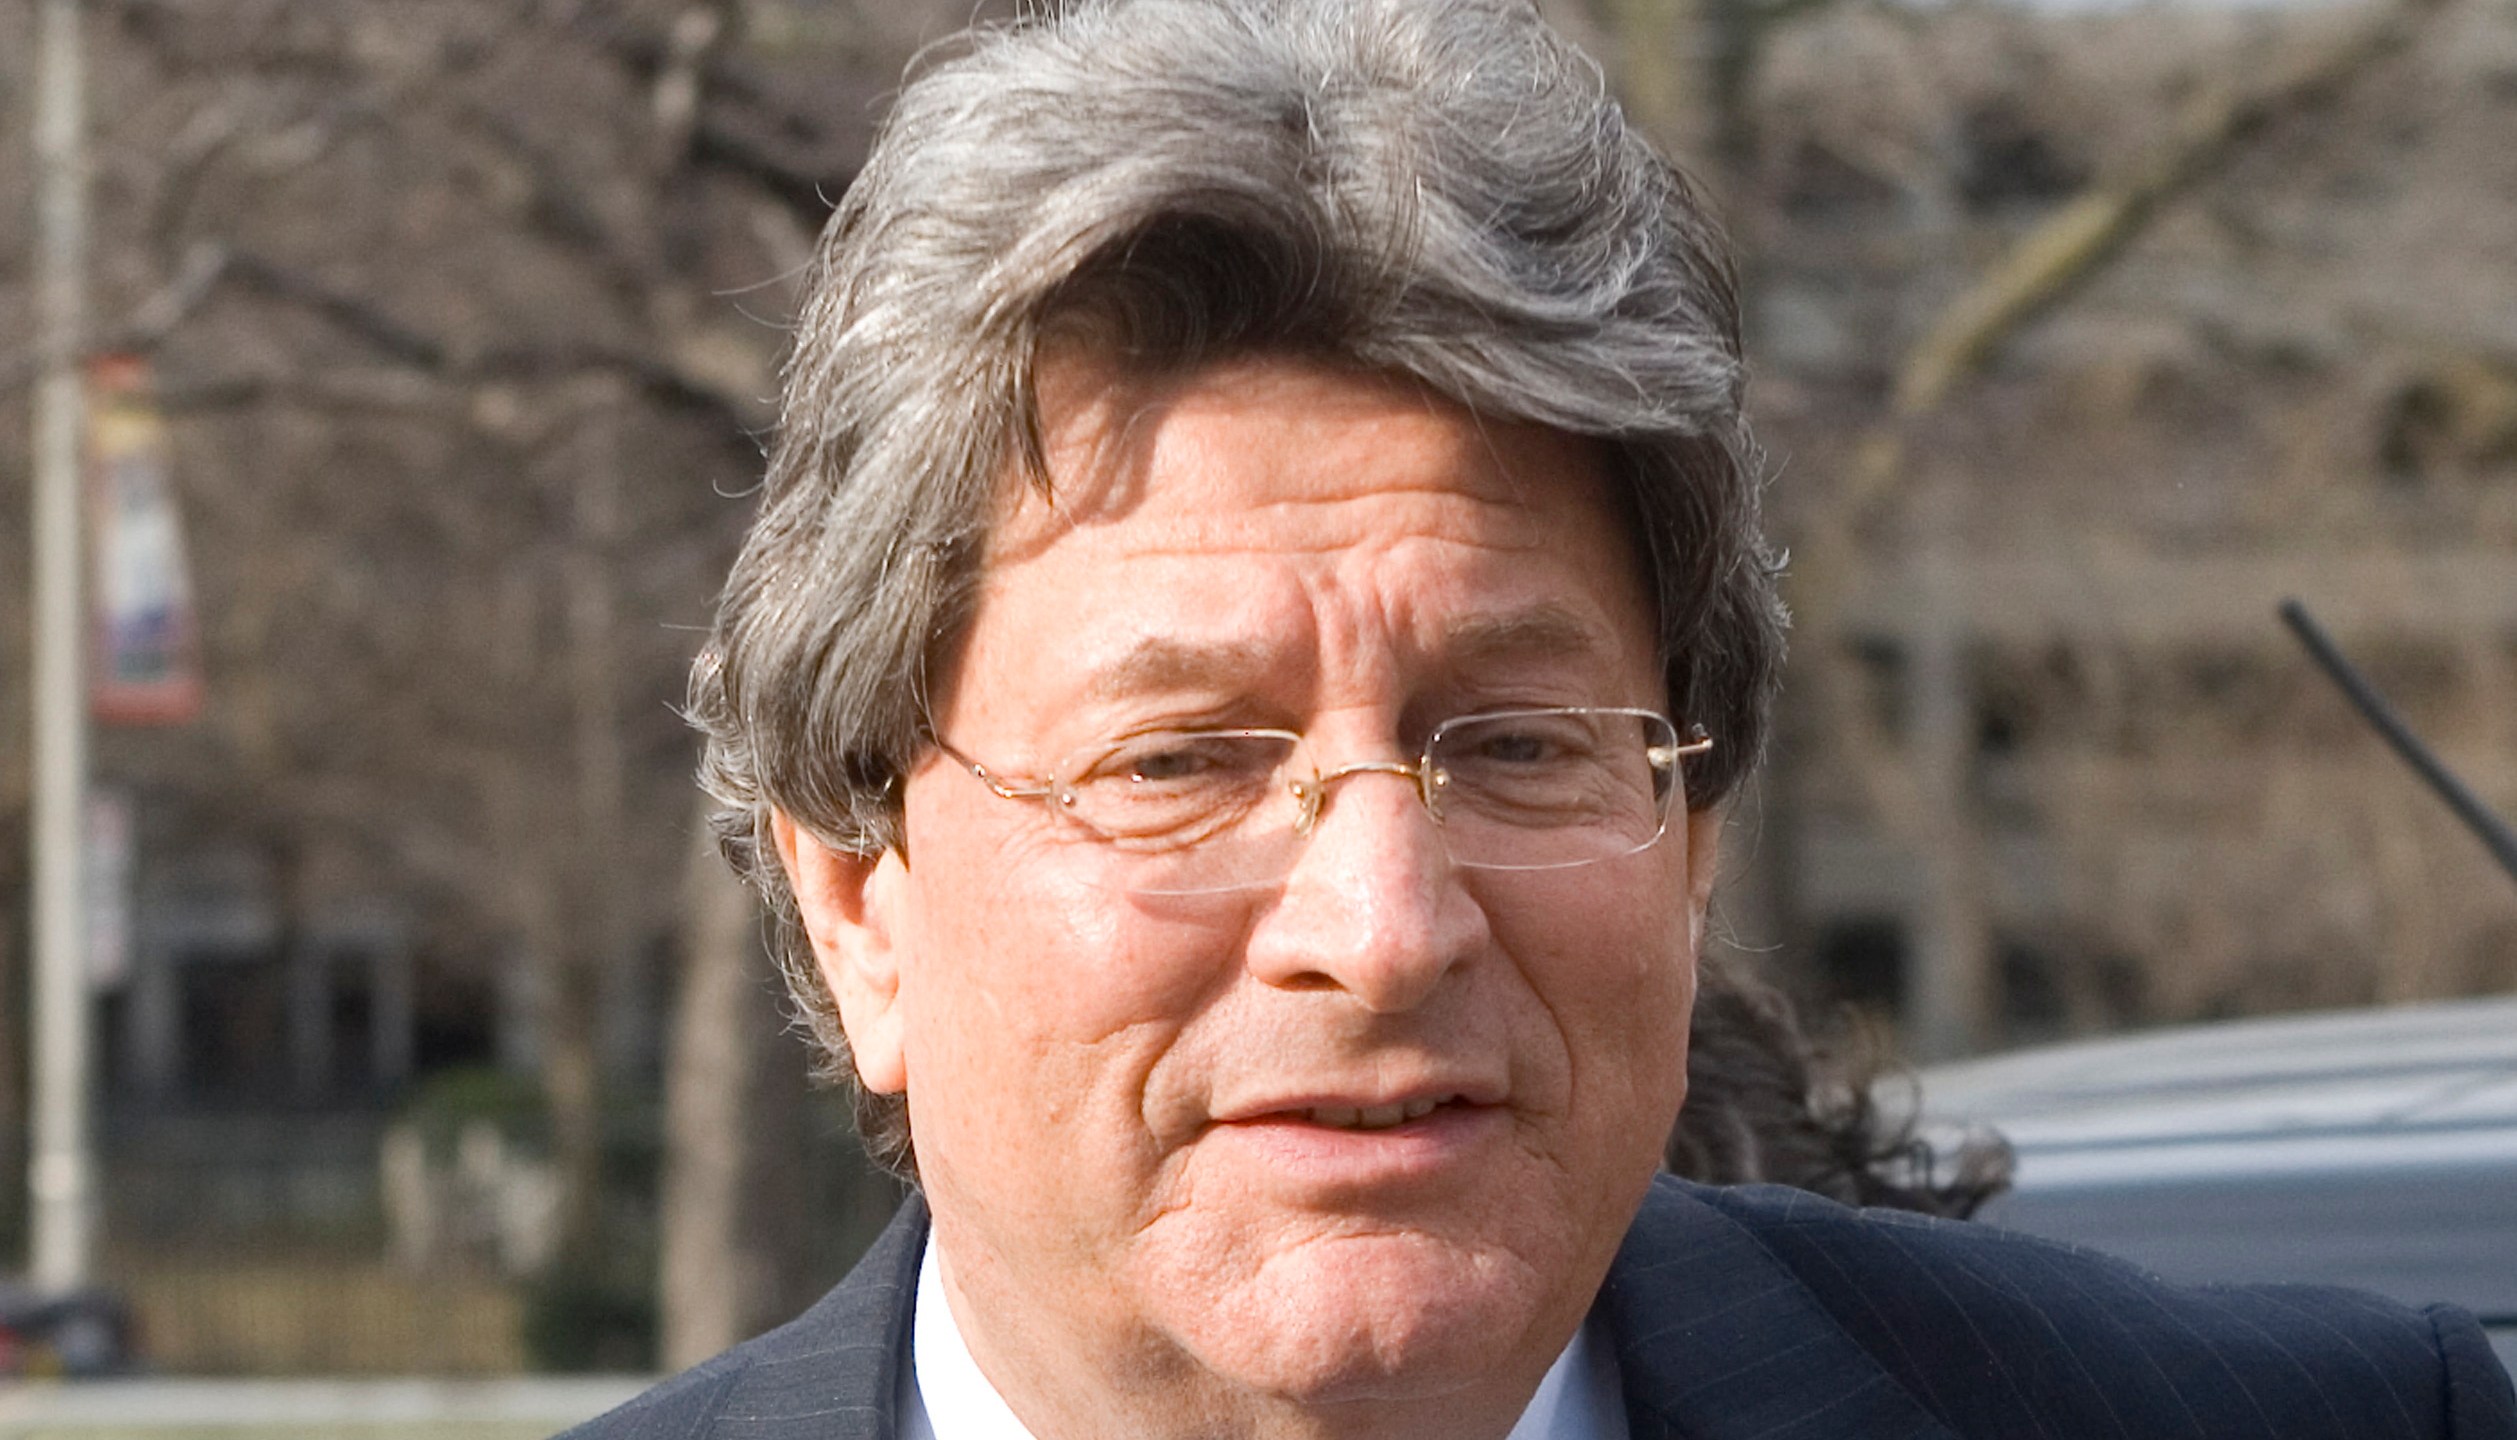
top-left (86, 353), bottom-right (205, 725)
top-left (85, 789), bottom-right (134, 993)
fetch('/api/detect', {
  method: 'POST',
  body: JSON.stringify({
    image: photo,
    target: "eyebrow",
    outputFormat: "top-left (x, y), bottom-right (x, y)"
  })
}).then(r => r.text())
top-left (1438, 605), bottom-right (1623, 672)
top-left (1078, 605), bottom-right (1620, 706)
top-left (1081, 635), bottom-right (1286, 705)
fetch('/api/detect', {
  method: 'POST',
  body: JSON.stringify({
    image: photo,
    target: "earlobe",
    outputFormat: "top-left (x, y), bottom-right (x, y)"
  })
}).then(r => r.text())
top-left (771, 810), bottom-right (910, 1095)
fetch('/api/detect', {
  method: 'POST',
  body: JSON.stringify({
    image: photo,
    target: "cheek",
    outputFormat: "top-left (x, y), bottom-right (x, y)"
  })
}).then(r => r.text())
top-left (907, 860), bottom-right (1240, 1051)
top-left (1491, 857), bottom-right (1698, 1121)
top-left (1566, 921), bottom-right (1693, 1095)
top-left (893, 798), bottom-right (1248, 1164)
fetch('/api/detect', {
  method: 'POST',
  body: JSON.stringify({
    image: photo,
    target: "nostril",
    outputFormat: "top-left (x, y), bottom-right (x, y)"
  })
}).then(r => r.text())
top-left (1268, 969), bottom-right (1342, 993)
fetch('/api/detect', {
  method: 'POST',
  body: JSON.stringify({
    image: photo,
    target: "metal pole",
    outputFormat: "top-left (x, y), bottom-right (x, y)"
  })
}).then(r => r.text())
top-left (30, 0), bottom-right (97, 1293)
top-left (2280, 598), bottom-right (2517, 888)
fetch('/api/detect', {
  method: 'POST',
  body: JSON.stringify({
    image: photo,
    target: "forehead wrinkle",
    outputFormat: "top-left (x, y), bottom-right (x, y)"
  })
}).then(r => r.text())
top-left (1114, 488), bottom-right (1560, 565)
top-left (1005, 359), bottom-right (1586, 566)
top-left (1041, 530), bottom-right (1627, 715)
top-left (1055, 562), bottom-right (1594, 722)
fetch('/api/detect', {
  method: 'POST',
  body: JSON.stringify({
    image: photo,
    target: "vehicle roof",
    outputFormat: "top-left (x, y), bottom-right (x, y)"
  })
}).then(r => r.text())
top-left (1923, 994), bottom-right (2517, 1181)
top-left (1918, 996), bottom-right (2517, 1345)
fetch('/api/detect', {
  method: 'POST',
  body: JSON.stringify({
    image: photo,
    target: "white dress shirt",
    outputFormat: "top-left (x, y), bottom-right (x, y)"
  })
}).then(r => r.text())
top-left (899, 1236), bottom-right (1629, 1440)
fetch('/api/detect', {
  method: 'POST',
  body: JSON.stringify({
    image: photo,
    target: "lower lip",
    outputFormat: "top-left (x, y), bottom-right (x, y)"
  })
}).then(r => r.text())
top-left (1201, 1103), bottom-right (1508, 1191)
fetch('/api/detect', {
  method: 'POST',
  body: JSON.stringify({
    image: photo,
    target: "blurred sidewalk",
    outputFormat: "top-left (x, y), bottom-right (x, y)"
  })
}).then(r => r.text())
top-left (0, 1376), bottom-right (649, 1436)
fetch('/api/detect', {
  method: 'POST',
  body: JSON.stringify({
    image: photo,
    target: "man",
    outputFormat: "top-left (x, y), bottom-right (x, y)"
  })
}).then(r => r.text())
top-left (572, 0), bottom-right (2517, 1435)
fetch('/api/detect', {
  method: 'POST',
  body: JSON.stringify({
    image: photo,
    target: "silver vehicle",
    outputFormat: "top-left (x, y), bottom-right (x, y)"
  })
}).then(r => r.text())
top-left (1923, 995), bottom-right (2517, 1372)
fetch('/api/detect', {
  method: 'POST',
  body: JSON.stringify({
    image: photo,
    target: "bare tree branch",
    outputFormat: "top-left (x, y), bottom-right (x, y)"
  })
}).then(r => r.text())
top-left (211, 250), bottom-right (771, 428)
top-left (0, 241), bottom-right (229, 394)
top-left (224, 250), bottom-right (451, 368)
top-left (120, 240), bottom-right (233, 347)
top-left (1787, 0), bottom-right (2454, 1054)
top-left (1889, 0), bottom-right (2449, 424)
top-left (579, 4), bottom-right (870, 220)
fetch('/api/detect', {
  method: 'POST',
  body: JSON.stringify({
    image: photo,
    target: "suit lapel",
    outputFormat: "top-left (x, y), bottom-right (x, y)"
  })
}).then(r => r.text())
top-left (704, 1190), bottom-right (927, 1439)
top-left (1602, 1179), bottom-right (1959, 1440)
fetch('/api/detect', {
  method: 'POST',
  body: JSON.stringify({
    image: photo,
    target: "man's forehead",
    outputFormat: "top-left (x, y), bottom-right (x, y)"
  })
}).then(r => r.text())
top-left (988, 351), bottom-right (1612, 560)
top-left (1058, 602), bottom-right (1633, 705)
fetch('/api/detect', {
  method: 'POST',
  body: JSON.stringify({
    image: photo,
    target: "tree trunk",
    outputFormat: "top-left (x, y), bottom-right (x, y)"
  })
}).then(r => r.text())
top-left (545, 384), bottom-right (632, 1278)
top-left (659, 805), bottom-right (810, 1367)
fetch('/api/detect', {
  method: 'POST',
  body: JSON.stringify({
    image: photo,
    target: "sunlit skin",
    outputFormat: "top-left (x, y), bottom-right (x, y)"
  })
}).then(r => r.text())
top-left (775, 355), bottom-right (1723, 1440)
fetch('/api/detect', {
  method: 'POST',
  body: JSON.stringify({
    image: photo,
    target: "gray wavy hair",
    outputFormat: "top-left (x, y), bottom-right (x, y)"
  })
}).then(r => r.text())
top-left (688, 0), bottom-right (1788, 1177)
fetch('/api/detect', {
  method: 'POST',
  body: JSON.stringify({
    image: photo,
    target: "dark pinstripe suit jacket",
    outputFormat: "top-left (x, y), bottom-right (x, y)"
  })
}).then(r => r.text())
top-left (564, 1175), bottom-right (2517, 1438)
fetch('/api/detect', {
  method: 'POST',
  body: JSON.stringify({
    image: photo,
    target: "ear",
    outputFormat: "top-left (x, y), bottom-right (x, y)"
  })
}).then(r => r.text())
top-left (1681, 805), bottom-right (1725, 954)
top-left (771, 810), bottom-right (910, 1095)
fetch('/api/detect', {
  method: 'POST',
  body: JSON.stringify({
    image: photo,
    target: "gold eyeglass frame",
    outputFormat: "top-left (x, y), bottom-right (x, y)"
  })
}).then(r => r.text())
top-left (930, 708), bottom-right (1714, 870)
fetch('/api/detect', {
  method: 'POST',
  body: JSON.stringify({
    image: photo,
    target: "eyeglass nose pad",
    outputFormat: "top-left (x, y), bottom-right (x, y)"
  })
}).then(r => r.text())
top-left (1285, 735), bottom-right (1337, 838)
top-left (1289, 774), bottom-right (1326, 837)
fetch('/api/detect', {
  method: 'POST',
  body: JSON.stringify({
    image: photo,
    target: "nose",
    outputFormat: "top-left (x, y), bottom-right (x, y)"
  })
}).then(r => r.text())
top-left (1241, 765), bottom-right (1490, 1011)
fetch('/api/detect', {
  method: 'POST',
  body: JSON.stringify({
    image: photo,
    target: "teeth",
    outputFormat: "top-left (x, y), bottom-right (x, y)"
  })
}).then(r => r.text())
top-left (1300, 1097), bottom-right (1451, 1129)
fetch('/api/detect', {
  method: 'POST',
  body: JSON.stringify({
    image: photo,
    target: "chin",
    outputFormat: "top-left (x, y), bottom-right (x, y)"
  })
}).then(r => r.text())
top-left (1165, 1227), bottom-right (1559, 1406)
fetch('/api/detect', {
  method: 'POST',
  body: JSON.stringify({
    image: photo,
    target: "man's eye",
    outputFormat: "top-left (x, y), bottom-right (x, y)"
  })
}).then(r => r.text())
top-left (1097, 734), bottom-right (1279, 786)
top-left (1473, 731), bottom-right (1556, 765)
top-left (1459, 719), bottom-right (1600, 767)
top-left (1125, 745), bottom-right (1217, 783)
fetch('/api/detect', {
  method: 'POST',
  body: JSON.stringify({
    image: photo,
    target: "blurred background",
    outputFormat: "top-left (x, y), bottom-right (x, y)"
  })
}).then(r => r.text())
top-left (0, 0), bottom-right (2511, 1408)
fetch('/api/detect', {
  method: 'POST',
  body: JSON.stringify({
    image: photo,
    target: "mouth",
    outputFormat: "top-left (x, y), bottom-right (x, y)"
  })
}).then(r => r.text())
top-left (1289, 1096), bottom-right (1456, 1131)
top-left (1211, 1083), bottom-right (1502, 1134)
top-left (1197, 1090), bottom-right (1506, 1188)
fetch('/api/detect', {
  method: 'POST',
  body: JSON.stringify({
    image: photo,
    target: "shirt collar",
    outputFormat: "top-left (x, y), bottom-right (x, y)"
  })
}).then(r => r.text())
top-left (898, 1234), bottom-right (1627, 1440)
